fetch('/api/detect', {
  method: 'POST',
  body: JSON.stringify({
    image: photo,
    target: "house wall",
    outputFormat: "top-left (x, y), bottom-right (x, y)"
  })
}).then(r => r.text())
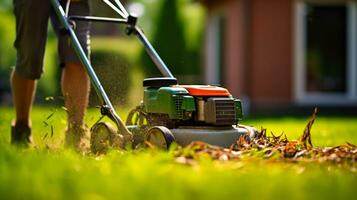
top-left (201, 0), bottom-right (357, 115)
top-left (202, 0), bottom-right (294, 107)
top-left (249, 0), bottom-right (293, 106)
top-left (203, 0), bottom-right (250, 98)
top-left (224, 0), bottom-right (249, 98)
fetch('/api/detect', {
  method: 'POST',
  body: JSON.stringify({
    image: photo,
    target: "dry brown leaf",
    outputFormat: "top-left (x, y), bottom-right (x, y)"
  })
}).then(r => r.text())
top-left (173, 108), bottom-right (356, 168)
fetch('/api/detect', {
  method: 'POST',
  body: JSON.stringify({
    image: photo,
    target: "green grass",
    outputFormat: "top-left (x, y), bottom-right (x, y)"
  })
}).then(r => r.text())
top-left (0, 107), bottom-right (356, 200)
top-left (243, 116), bottom-right (357, 147)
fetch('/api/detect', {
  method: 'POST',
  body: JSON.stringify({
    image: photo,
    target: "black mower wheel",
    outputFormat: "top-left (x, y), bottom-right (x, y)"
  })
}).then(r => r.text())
top-left (145, 126), bottom-right (175, 149)
top-left (90, 122), bottom-right (116, 154)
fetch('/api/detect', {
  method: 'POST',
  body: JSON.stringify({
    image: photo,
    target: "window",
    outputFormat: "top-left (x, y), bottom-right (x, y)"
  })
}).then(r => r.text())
top-left (205, 13), bottom-right (226, 85)
top-left (295, 1), bottom-right (357, 105)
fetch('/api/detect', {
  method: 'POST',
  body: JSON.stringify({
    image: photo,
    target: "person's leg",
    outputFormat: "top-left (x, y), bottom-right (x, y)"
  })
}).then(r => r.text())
top-left (10, 71), bottom-right (37, 145)
top-left (51, 0), bottom-right (90, 129)
top-left (61, 63), bottom-right (90, 129)
top-left (11, 0), bottom-right (51, 145)
top-left (54, 0), bottom-right (91, 128)
top-left (11, 71), bottom-right (37, 126)
top-left (51, 0), bottom-right (91, 151)
top-left (61, 62), bottom-right (90, 152)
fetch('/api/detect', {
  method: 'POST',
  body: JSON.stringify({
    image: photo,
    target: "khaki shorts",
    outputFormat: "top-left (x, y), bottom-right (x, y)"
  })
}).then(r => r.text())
top-left (13, 0), bottom-right (90, 80)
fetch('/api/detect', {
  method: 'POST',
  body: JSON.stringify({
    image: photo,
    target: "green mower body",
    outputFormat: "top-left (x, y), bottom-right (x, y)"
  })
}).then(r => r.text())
top-left (141, 78), bottom-right (243, 129)
top-left (121, 78), bottom-right (255, 148)
top-left (143, 87), bottom-right (195, 120)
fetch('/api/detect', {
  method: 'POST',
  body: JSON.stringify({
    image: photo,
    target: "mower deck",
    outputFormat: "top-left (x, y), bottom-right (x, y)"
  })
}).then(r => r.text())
top-left (170, 125), bottom-right (256, 147)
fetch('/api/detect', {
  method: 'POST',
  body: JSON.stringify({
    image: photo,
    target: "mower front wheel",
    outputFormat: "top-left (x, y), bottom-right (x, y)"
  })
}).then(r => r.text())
top-left (90, 122), bottom-right (117, 154)
top-left (145, 126), bottom-right (175, 149)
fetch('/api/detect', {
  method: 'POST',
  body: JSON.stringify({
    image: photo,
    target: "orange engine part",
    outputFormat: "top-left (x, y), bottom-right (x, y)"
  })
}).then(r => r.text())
top-left (175, 85), bottom-right (231, 97)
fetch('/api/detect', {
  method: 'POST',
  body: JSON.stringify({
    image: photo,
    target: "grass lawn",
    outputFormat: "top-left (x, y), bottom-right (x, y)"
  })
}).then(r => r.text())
top-left (0, 106), bottom-right (356, 200)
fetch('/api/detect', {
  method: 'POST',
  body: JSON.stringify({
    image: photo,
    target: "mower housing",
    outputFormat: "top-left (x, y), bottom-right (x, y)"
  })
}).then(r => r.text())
top-left (142, 78), bottom-right (243, 128)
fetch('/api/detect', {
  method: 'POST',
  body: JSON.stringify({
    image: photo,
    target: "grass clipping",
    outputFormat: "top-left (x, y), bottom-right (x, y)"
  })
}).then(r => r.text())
top-left (174, 108), bottom-right (357, 167)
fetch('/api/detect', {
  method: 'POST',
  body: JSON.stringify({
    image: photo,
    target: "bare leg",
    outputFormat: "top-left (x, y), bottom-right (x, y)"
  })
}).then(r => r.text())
top-left (11, 70), bottom-right (37, 127)
top-left (61, 63), bottom-right (90, 129)
top-left (10, 70), bottom-right (36, 145)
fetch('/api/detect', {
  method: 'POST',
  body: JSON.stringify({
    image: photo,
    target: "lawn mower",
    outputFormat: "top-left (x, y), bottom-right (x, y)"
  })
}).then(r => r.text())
top-left (51, 0), bottom-right (256, 153)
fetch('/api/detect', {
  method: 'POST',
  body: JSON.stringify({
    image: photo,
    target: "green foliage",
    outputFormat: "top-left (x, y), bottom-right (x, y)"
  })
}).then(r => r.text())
top-left (139, 0), bottom-right (205, 79)
top-left (0, 12), bottom-right (16, 72)
top-left (0, 12), bottom-right (15, 100)
top-left (0, 0), bottom-right (12, 13)
top-left (90, 49), bottom-right (132, 106)
top-left (0, 107), bottom-right (356, 200)
top-left (89, 37), bottom-right (143, 107)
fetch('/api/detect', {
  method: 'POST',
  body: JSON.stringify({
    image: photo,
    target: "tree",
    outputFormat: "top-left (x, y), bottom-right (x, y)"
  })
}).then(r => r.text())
top-left (140, 0), bottom-right (188, 77)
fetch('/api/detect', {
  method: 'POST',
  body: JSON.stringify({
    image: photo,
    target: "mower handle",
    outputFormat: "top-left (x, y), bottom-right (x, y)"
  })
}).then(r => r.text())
top-left (67, 14), bottom-right (175, 78)
top-left (50, 0), bottom-right (133, 141)
top-left (51, 0), bottom-right (175, 141)
top-left (132, 26), bottom-right (174, 78)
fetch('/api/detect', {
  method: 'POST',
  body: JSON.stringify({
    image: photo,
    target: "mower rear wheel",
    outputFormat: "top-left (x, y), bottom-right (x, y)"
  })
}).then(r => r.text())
top-left (145, 126), bottom-right (175, 149)
top-left (90, 122), bottom-right (116, 154)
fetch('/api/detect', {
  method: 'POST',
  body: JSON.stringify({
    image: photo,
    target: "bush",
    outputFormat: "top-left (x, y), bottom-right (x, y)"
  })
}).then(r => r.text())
top-left (0, 12), bottom-right (16, 72)
top-left (140, 0), bottom-right (190, 77)
top-left (137, 0), bottom-right (205, 83)
top-left (89, 49), bottom-right (132, 107)
top-left (0, 11), bottom-right (15, 104)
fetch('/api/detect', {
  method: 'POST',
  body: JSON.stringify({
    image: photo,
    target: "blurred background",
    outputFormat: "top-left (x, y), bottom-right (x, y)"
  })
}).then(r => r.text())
top-left (0, 0), bottom-right (356, 115)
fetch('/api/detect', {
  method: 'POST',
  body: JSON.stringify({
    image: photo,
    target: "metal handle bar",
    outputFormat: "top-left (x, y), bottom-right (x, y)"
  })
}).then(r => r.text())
top-left (51, 0), bottom-right (132, 140)
top-left (67, 14), bottom-right (175, 78)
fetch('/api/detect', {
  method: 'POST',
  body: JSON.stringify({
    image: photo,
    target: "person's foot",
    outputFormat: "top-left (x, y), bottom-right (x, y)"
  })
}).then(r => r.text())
top-left (11, 120), bottom-right (33, 147)
top-left (65, 124), bottom-right (90, 153)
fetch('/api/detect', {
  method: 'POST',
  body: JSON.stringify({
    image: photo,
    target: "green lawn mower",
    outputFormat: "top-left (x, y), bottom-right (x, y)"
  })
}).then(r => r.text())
top-left (51, 0), bottom-right (256, 153)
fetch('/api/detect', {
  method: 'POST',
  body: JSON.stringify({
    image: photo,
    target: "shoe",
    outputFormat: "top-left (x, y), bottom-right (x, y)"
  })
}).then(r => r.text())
top-left (65, 124), bottom-right (90, 153)
top-left (11, 120), bottom-right (33, 147)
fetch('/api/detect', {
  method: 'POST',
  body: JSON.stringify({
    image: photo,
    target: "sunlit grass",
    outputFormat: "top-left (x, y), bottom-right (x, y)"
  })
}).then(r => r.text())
top-left (0, 106), bottom-right (356, 200)
top-left (244, 116), bottom-right (357, 147)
